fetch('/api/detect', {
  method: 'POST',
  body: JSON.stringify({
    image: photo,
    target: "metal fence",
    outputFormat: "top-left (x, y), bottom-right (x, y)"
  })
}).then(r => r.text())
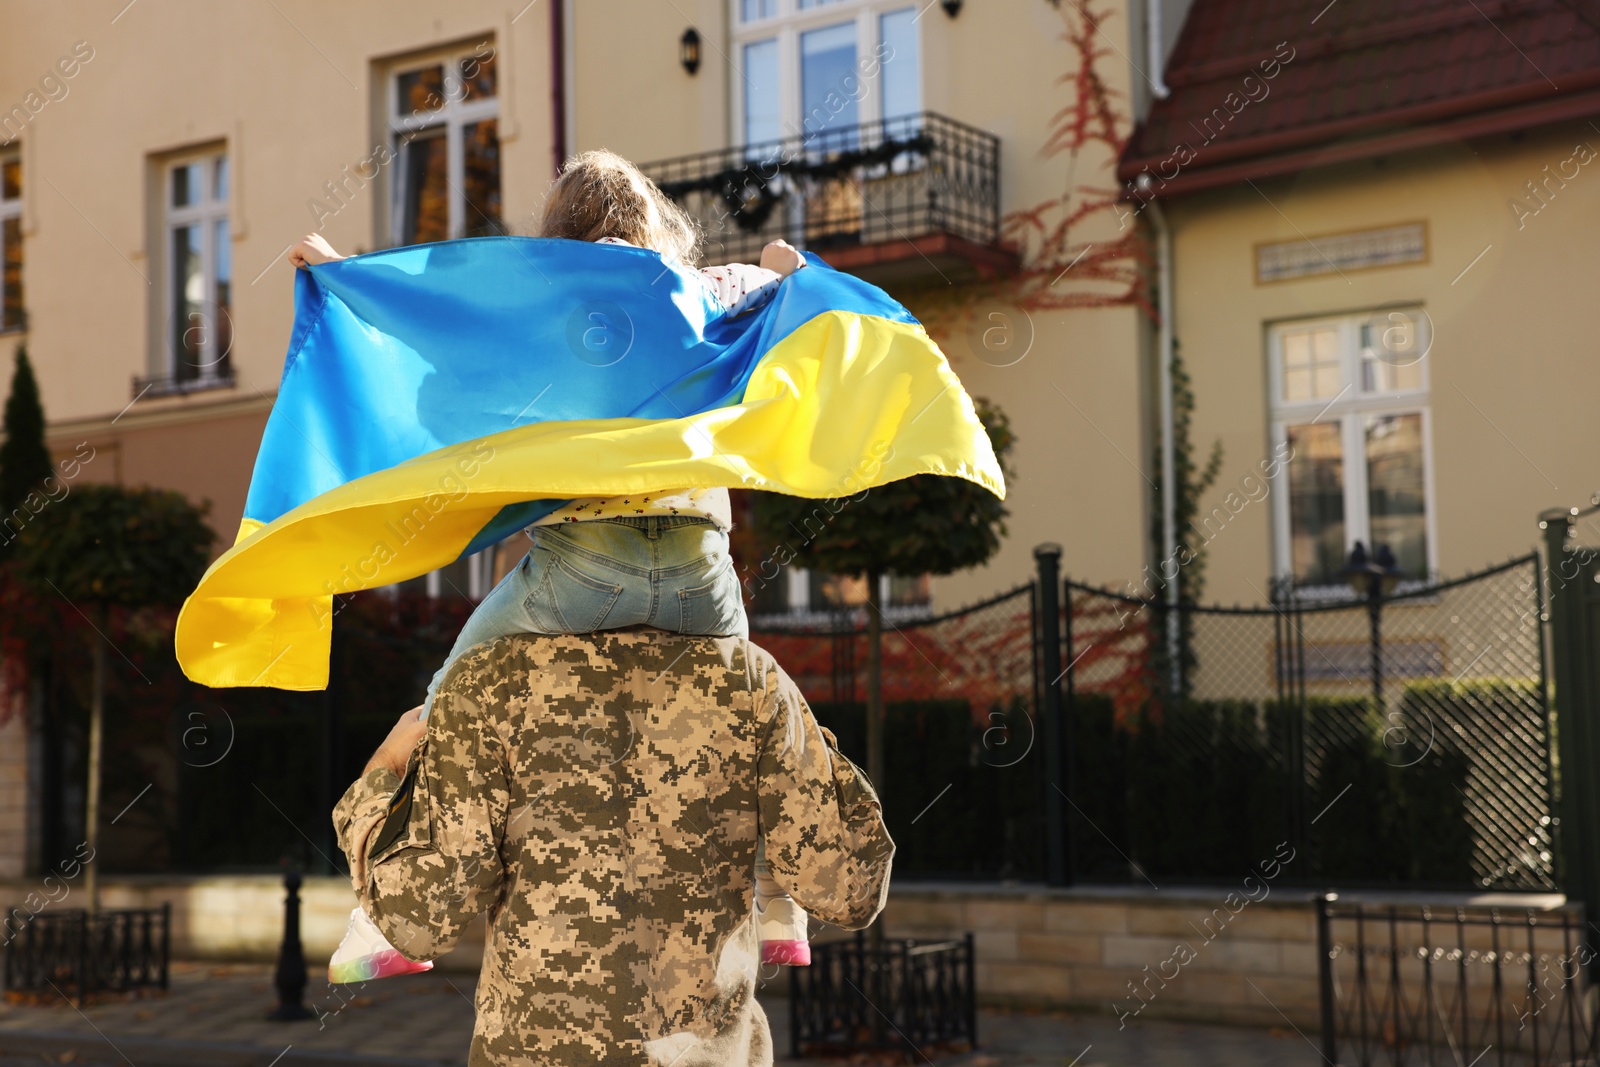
top-left (641, 111), bottom-right (1001, 267)
top-left (1062, 556), bottom-right (1553, 890)
top-left (1317, 895), bottom-right (1598, 1066)
top-left (3, 904), bottom-right (171, 1001)
top-left (751, 585), bottom-right (1043, 881)
top-left (789, 932), bottom-right (977, 1062)
top-left (745, 554), bottom-right (1550, 891)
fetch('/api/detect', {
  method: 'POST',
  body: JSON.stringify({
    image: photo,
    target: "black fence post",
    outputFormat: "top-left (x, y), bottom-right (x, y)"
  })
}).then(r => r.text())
top-left (964, 931), bottom-right (977, 1049)
top-left (1035, 544), bottom-right (1068, 887)
top-left (1542, 507), bottom-right (1600, 974)
top-left (1317, 892), bottom-right (1337, 1065)
top-left (268, 870), bottom-right (312, 1021)
top-left (160, 901), bottom-right (171, 991)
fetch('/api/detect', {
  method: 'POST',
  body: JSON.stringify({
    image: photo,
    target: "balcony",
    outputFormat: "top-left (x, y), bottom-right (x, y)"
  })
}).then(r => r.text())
top-left (642, 112), bottom-right (1014, 290)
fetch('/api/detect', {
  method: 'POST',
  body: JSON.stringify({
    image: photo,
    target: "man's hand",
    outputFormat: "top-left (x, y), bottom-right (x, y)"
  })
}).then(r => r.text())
top-left (365, 706), bottom-right (426, 777)
top-left (759, 239), bottom-right (805, 277)
top-left (288, 232), bottom-right (343, 269)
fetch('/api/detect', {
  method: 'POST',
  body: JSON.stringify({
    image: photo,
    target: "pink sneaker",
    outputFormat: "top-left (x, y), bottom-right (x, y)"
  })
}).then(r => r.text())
top-left (328, 907), bottom-right (433, 984)
top-left (761, 939), bottom-right (812, 966)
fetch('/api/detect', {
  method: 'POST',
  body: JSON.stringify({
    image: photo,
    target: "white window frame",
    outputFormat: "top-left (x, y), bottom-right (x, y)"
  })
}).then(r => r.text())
top-left (385, 42), bottom-right (499, 245)
top-left (729, 0), bottom-right (921, 149)
top-left (162, 148), bottom-right (230, 386)
top-left (0, 147), bottom-right (21, 332)
top-left (1267, 309), bottom-right (1438, 591)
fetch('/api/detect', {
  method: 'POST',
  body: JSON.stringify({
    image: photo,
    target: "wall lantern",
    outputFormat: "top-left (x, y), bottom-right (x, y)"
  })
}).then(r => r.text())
top-left (681, 28), bottom-right (702, 75)
top-left (941, 0), bottom-right (962, 16)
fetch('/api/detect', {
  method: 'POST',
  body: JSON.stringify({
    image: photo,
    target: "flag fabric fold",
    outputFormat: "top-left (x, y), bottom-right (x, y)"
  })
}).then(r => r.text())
top-left (176, 236), bottom-right (1004, 691)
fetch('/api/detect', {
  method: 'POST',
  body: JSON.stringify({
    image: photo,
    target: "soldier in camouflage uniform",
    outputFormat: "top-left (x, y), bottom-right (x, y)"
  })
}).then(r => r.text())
top-left (334, 630), bottom-right (894, 1066)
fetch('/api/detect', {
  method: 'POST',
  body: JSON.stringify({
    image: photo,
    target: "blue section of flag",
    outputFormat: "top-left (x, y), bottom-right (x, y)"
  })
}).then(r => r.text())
top-left (245, 237), bottom-right (914, 532)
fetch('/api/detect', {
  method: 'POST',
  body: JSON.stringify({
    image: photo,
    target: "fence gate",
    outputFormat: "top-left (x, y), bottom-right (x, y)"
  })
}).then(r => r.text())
top-left (1059, 556), bottom-right (1554, 891)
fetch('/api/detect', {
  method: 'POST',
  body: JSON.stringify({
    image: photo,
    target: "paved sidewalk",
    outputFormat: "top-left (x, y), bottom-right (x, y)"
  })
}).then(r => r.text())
top-left (0, 960), bottom-right (1321, 1066)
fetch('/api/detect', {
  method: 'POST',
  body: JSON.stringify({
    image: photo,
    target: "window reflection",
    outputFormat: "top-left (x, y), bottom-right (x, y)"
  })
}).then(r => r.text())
top-left (398, 128), bottom-right (449, 245)
top-left (743, 39), bottom-right (781, 147)
top-left (1366, 413), bottom-right (1427, 578)
top-left (171, 223), bottom-right (203, 380)
top-left (1286, 422), bottom-right (1345, 584)
top-left (172, 162), bottom-right (203, 207)
top-left (397, 65), bottom-right (445, 116)
top-left (1281, 325), bottom-right (1341, 402)
top-left (801, 22), bottom-right (859, 143)
top-left (463, 119), bottom-right (502, 236)
top-left (213, 218), bottom-right (232, 378)
top-left (880, 8), bottom-right (922, 122)
top-left (389, 45), bottom-right (502, 246)
top-left (460, 51), bottom-right (496, 101)
top-left (2, 217), bottom-right (20, 330)
top-left (1359, 315), bottom-right (1425, 394)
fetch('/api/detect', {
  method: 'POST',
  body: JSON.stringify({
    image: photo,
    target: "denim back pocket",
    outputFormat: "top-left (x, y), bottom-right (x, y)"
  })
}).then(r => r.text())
top-left (524, 551), bottom-right (625, 633)
top-left (676, 562), bottom-right (745, 636)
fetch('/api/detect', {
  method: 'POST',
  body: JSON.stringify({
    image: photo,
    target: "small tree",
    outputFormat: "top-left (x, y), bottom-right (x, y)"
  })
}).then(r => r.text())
top-left (752, 399), bottom-right (1016, 805)
top-left (0, 347), bottom-right (53, 562)
top-left (12, 484), bottom-right (213, 914)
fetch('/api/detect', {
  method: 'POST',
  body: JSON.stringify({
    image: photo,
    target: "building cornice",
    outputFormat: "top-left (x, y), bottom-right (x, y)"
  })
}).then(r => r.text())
top-left (44, 391), bottom-right (276, 443)
top-left (1119, 85), bottom-right (1600, 200)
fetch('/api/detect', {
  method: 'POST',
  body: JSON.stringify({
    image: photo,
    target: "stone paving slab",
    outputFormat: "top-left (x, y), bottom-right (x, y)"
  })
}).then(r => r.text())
top-left (0, 960), bottom-right (1322, 1066)
top-left (0, 961), bottom-right (476, 1066)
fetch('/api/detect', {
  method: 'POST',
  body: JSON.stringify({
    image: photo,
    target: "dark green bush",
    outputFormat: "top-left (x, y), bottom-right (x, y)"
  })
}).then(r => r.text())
top-left (809, 697), bottom-right (1043, 881)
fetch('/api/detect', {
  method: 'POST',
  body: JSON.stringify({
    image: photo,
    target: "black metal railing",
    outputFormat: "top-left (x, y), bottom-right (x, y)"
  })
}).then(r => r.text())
top-left (3, 904), bottom-right (171, 1001)
top-left (790, 932), bottom-right (977, 1062)
top-left (1317, 894), bottom-right (1599, 1066)
top-left (641, 112), bottom-right (1000, 266)
top-left (1061, 555), bottom-right (1553, 891)
top-left (131, 366), bottom-right (235, 399)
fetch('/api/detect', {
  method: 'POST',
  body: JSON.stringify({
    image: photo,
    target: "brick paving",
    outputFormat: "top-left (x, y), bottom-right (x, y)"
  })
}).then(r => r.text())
top-left (0, 960), bottom-right (1321, 1066)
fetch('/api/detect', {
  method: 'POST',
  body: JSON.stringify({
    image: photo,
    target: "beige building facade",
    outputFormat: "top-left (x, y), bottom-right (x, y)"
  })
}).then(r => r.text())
top-left (1119, 3), bottom-right (1600, 607)
top-left (0, 0), bottom-right (1152, 622)
top-left (1158, 124), bottom-right (1600, 606)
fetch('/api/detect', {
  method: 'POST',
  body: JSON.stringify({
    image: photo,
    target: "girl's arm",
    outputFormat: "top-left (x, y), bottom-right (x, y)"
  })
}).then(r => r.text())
top-left (704, 240), bottom-right (808, 318)
top-left (288, 232), bottom-right (344, 269)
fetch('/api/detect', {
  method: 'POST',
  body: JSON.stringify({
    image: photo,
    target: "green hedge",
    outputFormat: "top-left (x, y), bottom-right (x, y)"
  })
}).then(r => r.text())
top-left (809, 697), bottom-right (1043, 881)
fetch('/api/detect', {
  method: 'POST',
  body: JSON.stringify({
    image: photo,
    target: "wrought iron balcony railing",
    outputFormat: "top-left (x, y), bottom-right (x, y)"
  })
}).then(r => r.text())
top-left (641, 112), bottom-right (1007, 282)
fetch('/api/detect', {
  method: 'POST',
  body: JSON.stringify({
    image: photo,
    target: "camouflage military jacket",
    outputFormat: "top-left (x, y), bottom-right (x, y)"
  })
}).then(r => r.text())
top-left (333, 632), bottom-right (894, 1066)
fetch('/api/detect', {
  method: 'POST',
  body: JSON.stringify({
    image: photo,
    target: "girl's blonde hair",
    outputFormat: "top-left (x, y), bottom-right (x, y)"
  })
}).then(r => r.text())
top-left (539, 149), bottom-right (701, 265)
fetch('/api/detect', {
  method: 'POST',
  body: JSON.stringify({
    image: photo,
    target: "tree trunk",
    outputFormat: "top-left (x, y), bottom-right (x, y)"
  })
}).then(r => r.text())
top-left (84, 628), bottom-right (105, 919)
top-left (864, 570), bottom-right (885, 952)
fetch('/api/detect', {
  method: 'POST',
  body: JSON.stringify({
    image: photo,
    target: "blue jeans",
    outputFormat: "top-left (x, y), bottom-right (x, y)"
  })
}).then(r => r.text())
top-left (422, 515), bottom-right (747, 716)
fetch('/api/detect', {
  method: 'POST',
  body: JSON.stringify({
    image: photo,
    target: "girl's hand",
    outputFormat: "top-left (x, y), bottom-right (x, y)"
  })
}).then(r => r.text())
top-left (760, 239), bottom-right (805, 277)
top-left (289, 232), bottom-right (343, 269)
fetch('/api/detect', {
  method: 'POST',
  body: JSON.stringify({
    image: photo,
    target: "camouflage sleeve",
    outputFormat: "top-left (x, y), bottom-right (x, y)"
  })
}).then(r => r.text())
top-left (755, 656), bottom-right (894, 930)
top-left (332, 675), bottom-right (511, 962)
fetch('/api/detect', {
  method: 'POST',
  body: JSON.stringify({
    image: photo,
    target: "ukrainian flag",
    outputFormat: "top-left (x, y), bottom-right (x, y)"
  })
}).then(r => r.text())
top-left (176, 237), bottom-right (1004, 691)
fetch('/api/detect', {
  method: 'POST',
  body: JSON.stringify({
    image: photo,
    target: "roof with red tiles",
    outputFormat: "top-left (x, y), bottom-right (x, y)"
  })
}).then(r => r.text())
top-left (1118, 0), bottom-right (1600, 195)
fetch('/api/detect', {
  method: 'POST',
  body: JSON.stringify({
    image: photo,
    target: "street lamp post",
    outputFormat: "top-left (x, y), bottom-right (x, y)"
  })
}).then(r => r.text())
top-left (1338, 542), bottom-right (1404, 713)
